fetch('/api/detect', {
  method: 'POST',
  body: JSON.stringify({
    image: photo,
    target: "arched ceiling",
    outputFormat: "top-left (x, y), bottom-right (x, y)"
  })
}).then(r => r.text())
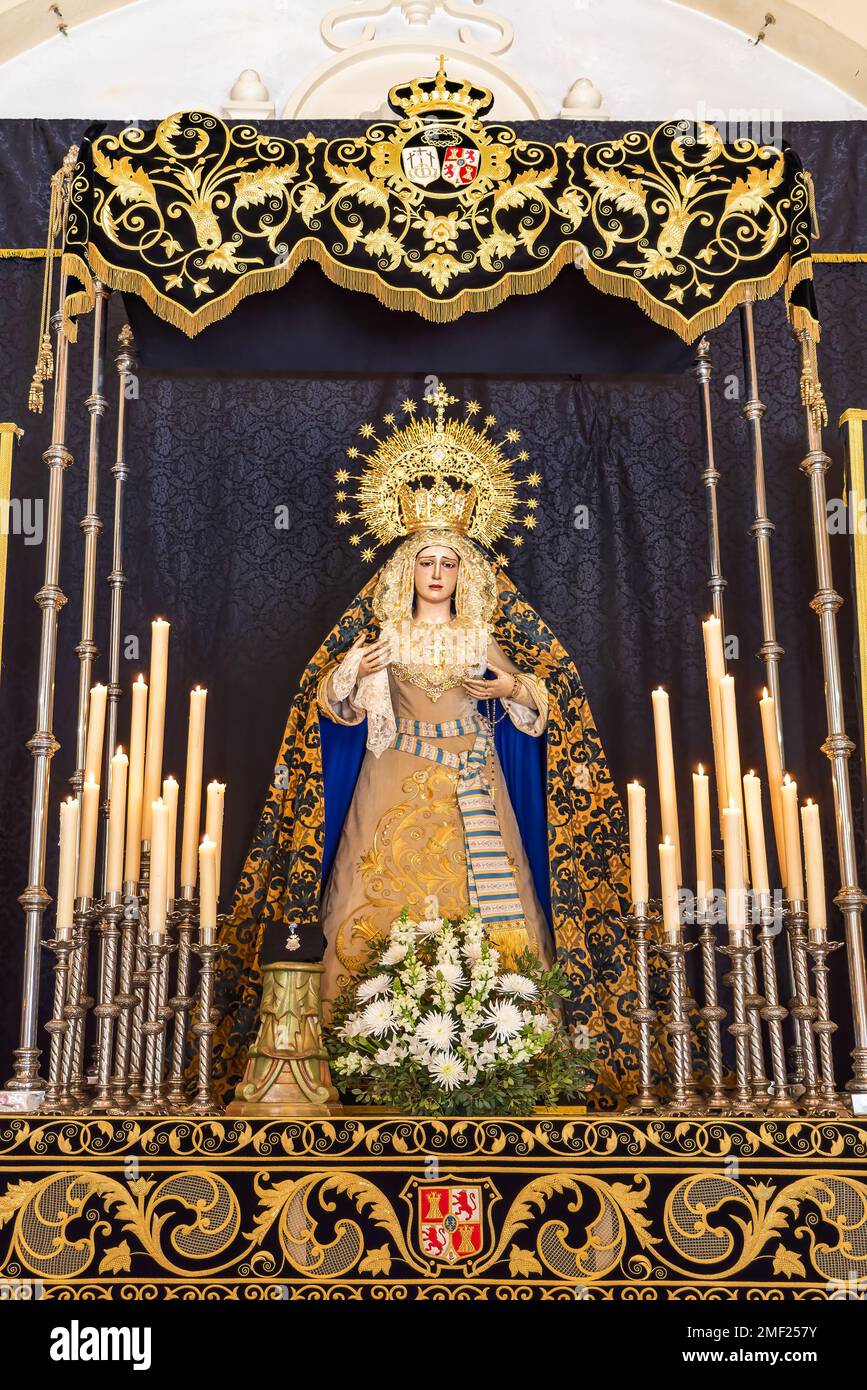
top-left (681, 0), bottom-right (867, 104)
top-left (0, 0), bottom-right (864, 111)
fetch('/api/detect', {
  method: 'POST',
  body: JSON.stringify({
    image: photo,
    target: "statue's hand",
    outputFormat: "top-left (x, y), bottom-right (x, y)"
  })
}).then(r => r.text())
top-left (352, 632), bottom-right (391, 678)
top-left (463, 662), bottom-right (519, 701)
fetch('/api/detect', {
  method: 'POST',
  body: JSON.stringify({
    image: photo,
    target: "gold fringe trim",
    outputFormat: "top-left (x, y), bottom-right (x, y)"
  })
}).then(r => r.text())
top-left (0, 248), bottom-right (62, 259)
top-left (813, 252), bottom-right (867, 262)
top-left (484, 924), bottom-right (532, 971)
top-left (80, 237), bottom-right (817, 344)
top-left (60, 250), bottom-right (97, 337)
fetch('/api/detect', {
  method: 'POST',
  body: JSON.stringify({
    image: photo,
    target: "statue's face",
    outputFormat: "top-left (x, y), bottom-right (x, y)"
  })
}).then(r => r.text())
top-left (414, 545), bottom-right (460, 608)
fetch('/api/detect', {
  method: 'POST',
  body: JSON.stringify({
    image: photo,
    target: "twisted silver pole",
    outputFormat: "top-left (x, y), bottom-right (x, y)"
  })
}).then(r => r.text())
top-left (696, 909), bottom-right (728, 1110)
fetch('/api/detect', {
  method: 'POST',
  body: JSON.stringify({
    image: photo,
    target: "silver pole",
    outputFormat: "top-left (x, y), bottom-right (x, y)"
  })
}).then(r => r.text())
top-left (740, 299), bottom-right (785, 757)
top-left (794, 325), bottom-right (867, 1097)
top-left (72, 281), bottom-right (108, 801)
top-left (694, 337), bottom-right (727, 628)
top-left (8, 155), bottom-right (77, 1092)
top-left (101, 322), bottom-right (135, 875)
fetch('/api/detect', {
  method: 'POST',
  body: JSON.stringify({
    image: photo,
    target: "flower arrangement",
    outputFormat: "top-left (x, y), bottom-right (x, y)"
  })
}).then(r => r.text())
top-left (325, 909), bottom-right (595, 1116)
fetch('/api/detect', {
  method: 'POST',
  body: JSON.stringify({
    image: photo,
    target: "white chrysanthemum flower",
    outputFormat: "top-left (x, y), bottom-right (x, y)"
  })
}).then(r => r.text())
top-left (483, 999), bottom-right (524, 1040)
top-left (428, 1052), bottom-right (466, 1091)
top-left (417, 1010), bottom-right (458, 1052)
top-left (496, 973), bottom-right (539, 1001)
top-left (356, 972), bottom-right (392, 1003)
top-left (416, 916), bottom-right (444, 938)
top-left (358, 997), bottom-right (395, 1037)
top-left (462, 940), bottom-right (483, 963)
top-left (435, 960), bottom-right (467, 990)
top-left (381, 940), bottom-right (409, 966)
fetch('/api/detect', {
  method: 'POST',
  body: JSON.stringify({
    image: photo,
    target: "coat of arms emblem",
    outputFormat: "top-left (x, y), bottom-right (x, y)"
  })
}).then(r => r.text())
top-left (441, 146), bottom-right (480, 187)
top-left (401, 145), bottom-right (441, 187)
top-left (418, 1184), bottom-right (483, 1263)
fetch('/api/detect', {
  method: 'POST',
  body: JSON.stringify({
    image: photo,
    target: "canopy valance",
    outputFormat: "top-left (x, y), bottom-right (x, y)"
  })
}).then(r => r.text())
top-left (62, 62), bottom-right (819, 341)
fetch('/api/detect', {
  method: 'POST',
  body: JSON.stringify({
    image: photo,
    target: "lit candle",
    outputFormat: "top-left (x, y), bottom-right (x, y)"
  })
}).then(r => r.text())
top-left (77, 773), bottom-right (100, 900)
top-left (56, 796), bottom-right (79, 938)
top-left (205, 780), bottom-right (226, 899)
top-left (124, 674), bottom-right (148, 885)
top-left (742, 770), bottom-right (769, 897)
top-left (199, 835), bottom-right (218, 943)
top-left (627, 780), bottom-right (648, 907)
top-left (105, 746), bottom-right (129, 895)
top-left (141, 619), bottom-right (170, 842)
top-left (149, 798), bottom-right (169, 935)
top-left (781, 774), bottom-right (805, 903)
top-left (759, 688), bottom-right (787, 889)
top-left (180, 686), bottom-right (207, 892)
top-left (801, 799), bottom-right (827, 938)
top-left (693, 764), bottom-right (712, 912)
top-left (702, 615), bottom-right (727, 819)
top-left (659, 836), bottom-right (680, 942)
top-left (84, 682), bottom-right (107, 784)
top-left (162, 775), bottom-right (179, 909)
top-left (652, 687), bottom-right (681, 883)
top-left (722, 800), bottom-right (747, 945)
top-left (719, 673), bottom-right (748, 878)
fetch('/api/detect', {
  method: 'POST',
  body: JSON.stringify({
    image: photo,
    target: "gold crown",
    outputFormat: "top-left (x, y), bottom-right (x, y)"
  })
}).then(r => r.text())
top-left (398, 481), bottom-right (477, 535)
top-left (335, 382), bottom-right (541, 561)
top-left (388, 55), bottom-right (494, 121)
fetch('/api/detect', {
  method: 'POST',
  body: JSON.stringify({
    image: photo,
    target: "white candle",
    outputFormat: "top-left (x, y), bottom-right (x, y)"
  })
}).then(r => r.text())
top-left (205, 780), bottom-right (226, 900)
top-left (141, 619), bottom-right (170, 842)
top-left (162, 775), bottom-right (179, 909)
top-left (105, 746), bottom-right (129, 895)
top-left (759, 687), bottom-right (787, 889)
top-left (180, 686), bottom-right (207, 891)
top-left (743, 770), bottom-right (769, 897)
top-left (659, 836), bottom-right (680, 942)
top-left (722, 801), bottom-right (747, 945)
top-left (627, 780), bottom-right (648, 907)
top-left (781, 774), bottom-right (804, 903)
top-left (77, 774), bottom-right (100, 900)
top-left (702, 615), bottom-right (728, 819)
top-left (124, 674), bottom-right (148, 885)
top-left (199, 835), bottom-right (218, 943)
top-left (148, 798), bottom-right (169, 935)
top-left (719, 673), bottom-right (748, 879)
top-left (56, 797), bottom-right (79, 938)
top-left (693, 764), bottom-right (713, 912)
top-left (84, 682), bottom-right (107, 784)
top-left (652, 687), bottom-right (681, 883)
top-left (801, 799), bottom-right (827, 937)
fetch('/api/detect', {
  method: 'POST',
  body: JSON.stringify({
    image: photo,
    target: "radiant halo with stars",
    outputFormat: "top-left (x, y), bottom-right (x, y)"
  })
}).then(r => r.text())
top-left (333, 381), bottom-right (541, 562)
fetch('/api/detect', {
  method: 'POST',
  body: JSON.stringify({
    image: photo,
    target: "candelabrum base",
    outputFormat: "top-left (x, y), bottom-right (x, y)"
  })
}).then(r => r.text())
top-left (162, 1080), bottom-right (190, 1107)
top-left (186, 1097), bottom-right (226, 1117)
top-left (623, 1092), bottom-right (658, 1116)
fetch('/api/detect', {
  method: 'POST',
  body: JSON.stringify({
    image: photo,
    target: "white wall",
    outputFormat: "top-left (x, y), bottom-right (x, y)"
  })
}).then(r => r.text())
top-left (0, 0), bottom-right (862, 120)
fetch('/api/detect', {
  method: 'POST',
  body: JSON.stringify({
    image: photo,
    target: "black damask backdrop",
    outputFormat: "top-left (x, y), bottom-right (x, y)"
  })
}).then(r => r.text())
top-left (1, 118), bottom-right (866, 1076)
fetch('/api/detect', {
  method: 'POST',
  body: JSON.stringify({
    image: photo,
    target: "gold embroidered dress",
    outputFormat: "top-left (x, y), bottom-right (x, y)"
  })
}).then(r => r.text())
top-left (318, 623), bottom-right (552, 1002)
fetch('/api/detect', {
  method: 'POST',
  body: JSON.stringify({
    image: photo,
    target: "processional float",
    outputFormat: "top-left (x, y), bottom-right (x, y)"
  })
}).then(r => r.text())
top-left (4, 62), bottom-right (867, 1117)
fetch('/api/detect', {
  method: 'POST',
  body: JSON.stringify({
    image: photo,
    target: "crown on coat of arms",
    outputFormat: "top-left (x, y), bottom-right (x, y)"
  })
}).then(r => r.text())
top-left (334, 380), bottom-right (541, 561)
top-left (388, 55), bottom-right (495, 122)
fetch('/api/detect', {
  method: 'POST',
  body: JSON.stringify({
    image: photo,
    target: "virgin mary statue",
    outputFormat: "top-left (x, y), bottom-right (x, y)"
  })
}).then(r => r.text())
top-left (215, 385), bottom-right (638, 1109)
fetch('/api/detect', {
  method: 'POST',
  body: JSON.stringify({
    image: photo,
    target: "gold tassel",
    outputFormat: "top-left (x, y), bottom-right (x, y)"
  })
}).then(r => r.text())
top-left (484, 924), bottom-right (531, 972)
